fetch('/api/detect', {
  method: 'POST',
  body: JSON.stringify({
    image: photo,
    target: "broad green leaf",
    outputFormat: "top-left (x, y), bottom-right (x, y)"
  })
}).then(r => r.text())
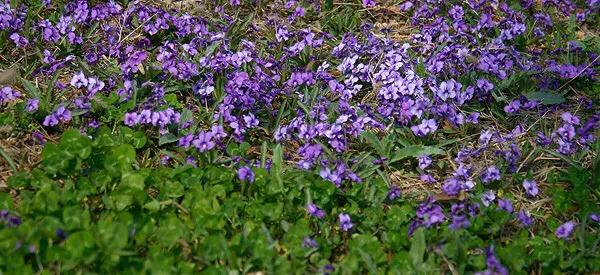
top-left (524, 91), bottom-right (566, 105)
top-left (390, 145), bottom-right (444, 163)
top-left (159, 133), bottom-right (179, 146)
top-left (410, 228), bottom-right (426, 268)
top-left (19, 77), bottom-right (41, 98)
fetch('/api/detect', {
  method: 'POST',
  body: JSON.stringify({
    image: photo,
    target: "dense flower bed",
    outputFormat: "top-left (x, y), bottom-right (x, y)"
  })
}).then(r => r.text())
top-left (0, 0), bottom-right (599, 273)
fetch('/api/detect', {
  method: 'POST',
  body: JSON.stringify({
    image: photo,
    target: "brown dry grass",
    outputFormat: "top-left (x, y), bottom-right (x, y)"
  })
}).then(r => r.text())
top-left (0, 126), bottom-right (45, 186)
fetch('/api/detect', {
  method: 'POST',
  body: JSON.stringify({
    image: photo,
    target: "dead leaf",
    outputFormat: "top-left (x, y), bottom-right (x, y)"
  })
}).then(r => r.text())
top-left (0, 67), bottom-right (19, 85)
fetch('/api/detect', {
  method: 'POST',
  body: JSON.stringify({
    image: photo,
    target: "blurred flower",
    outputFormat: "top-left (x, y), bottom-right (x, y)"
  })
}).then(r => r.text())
top-left (555, 221), bottom-right (576, 239)
top-left (497, 199), bottom-right (513, 213)
top-left (522, 179), bottom-right (539, 197)
top-left (480, 166), bottom-right (501, 184)
top-left (306, 203), bottom-right (325, 219)
top-left (237, 166), bottom-right (255, 183)
top-left (387, 186), bottom-right (401, 200)
top-left (518, 210), bottom-right (533, 227)
top-left (362, 0), bottom-right (376, 8)
top-left (339, 213), bottom-right (353, 232)
top-left (302, 237), bottom-right (318, 248)
top-left (25, 98), bottom-right (39, 112)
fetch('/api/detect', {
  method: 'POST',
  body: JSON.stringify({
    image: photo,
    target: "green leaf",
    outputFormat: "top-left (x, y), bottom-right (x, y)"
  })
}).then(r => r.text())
top-left (57, 129), bottom-right (93, 161)
top-left (410, 228), bottom-right (426, 268)
top-left (524, 91), bottom-right (566, 105)
top-left (121, 173), bottom-right (146, 191)
top-left (130, 131), bottom-right (147, 148)
top-left (19, 77), bottom-right (41, 98)
top-left (390, 145), bottom-right (444, 163)
top-left (179, 108), bottom-right (193, 128)
top-left (270, 144), bottom-right (284, 192)
top-left (361, 131), bottom-right (386, 157)
top-left (159, 133), bottom-right (179, 146)
top-left (144, 200), bottom-right (161, 212)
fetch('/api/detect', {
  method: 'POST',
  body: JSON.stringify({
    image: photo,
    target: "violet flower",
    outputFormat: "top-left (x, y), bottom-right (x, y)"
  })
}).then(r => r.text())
top-left (497, 199), bottom-right (513, 213)
top-left (411, 119), bottom-right (438, 137)
top-left (25, 98), bottom-right (39, 112)
top-left (362, 0), bottom-right (376, 8)
top-left (417, 155), bottom-right (432, 170)
top-left (237, 166), bottom-right (255, 183)
top-left (555, 221), bottom-right (576, 239)
top-left (302, 237), bottom-right (318, 248)
top-left (0, 86), bottom-right (21, 103)
top-left (481, 190), bottom-right (496, 207)
top-left (518, 210), bottom-right (533, 227)
top-left (306, 203), bottom-right (325, 219)
top-left (339, 213), bottom-right (353, 232)
top-left (522, 179), bottom-right (539, 197)
top-left (387, 186), bottom-right (401, 200)
top-left (70, 71), bottom-right (88, 88)
top-left (475, 246), bottom-right (508, 275)
top-left (123, 112), bottom-right (139, 126)
top-left (480, 166), bottom-right (501, 184)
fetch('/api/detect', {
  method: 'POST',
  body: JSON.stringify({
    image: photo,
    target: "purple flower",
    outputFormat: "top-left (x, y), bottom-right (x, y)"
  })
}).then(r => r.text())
top-left (497, 199), bottom-right (513, 213)
top-left (243, 113), bottom-right (259, 128)
top-left (555, 221), bottom-right (576, 239)
top-left (411, 119), bottom-right (438, 137)
top-left (480, 166), bottom-right (501, 184)
top-left (387, 186), bottom-right (401, 200)
top-left (339, 213), bottom-right (353, 232)
top-left (414, 196), bottom-right (446, 230)
top-left (481, 190), bottom-right (495, 207)
top-left (211, 125), bottom-right (227, 140)
top-left (55, 228), bottom-right (68, 240)
top-left (503, 100), bottom-right (521, 114)
top-left (518, 210), bottom-right (533, 227)
top-left (178, 133), bottom-right (194, 148)
top-left (25, 98), bottom-right (39, 112)
top-left (362, 0), bottom-right (376, 8)
top-left (237, 166), bottom-right (255, 183)
top-left (556, 124), bottom-right (576, 141)
top-left (185, 156), bottom-right (197, 167)
top-left (561, 112), bottom-right (580, 125)
top-left (435, 80), bottom-right (461, 101)
top-left (192, 131), bottom-right (215, 152)
top-left (32, 131), bottom-right (45, 144)
top-left (292, 6), bottom-right (305, 18)
top-left (43, 114), bottom-right (59, 127)
top-left (420, 173), bottom-right (436, 183)
top-left (55, 106), bottom-right (71, 122)
top-left (417, 155), bottom-right (432, 170)
top-left (536, 132), bottom-right (552, 146)
top-left (70, 72), bottom-right (88, 88)
top-left (319, 167), bottom-right (342, 187)
top-left (0, 86), bottom-right (21, 103)
top-left (306, 203), bottom-right (325, 219)
top-left (522, 179), bottom-right (539, 197)
top-left (86, 77), bottom-right (105, 95)
top-left (9, 32), bottom-right (28, 47)
top-left (302, 237), bottom-right (318, 248)
top-left (589, 213), bottom-right (600, 224)
top-left (124, 112), bottom-right (139, 126)
top-left (476, 246), bottom-right (508, 275)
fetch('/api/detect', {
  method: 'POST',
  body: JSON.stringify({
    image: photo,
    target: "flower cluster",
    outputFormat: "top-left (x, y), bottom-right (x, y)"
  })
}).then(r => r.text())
top-left (0, 86), bottom-right (20, 104)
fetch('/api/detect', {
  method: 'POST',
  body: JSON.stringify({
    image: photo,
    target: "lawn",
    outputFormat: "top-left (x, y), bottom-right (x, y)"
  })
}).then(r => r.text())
top-left (0, 0), bottom-right (599, 273)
